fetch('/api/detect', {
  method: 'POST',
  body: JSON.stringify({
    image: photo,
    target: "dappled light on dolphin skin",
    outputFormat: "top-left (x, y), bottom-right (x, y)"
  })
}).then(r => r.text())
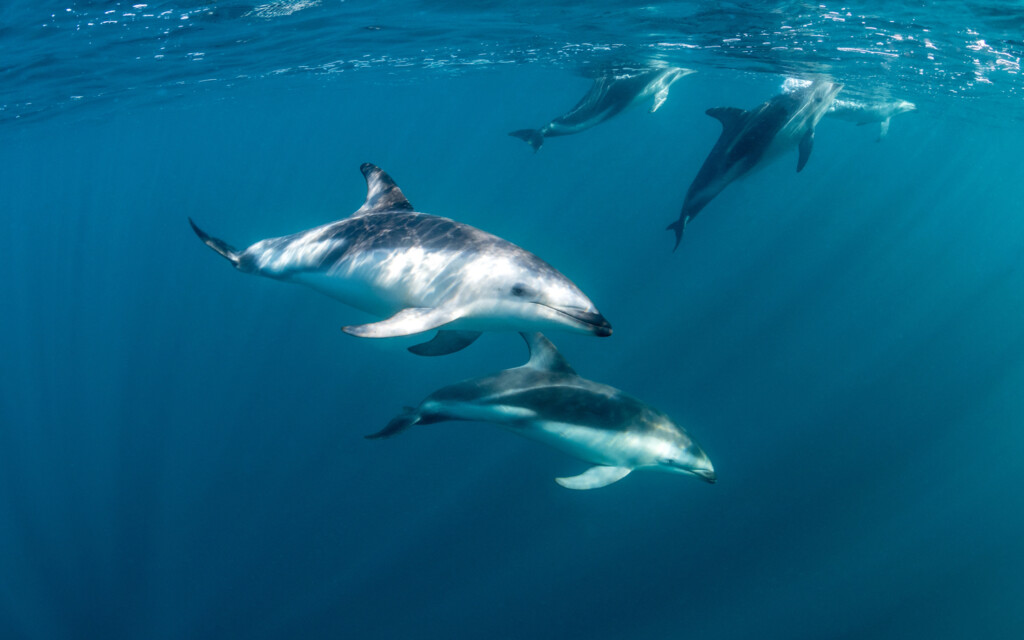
top-left (189, 164), bottom-right (611, 355)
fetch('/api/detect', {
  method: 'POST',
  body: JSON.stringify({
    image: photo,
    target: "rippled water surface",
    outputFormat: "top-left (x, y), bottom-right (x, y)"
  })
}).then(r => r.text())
top-left (3, 1), bottom-right (1023, 123)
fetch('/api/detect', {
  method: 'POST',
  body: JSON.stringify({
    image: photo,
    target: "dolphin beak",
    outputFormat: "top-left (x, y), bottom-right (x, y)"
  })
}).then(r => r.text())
top-left (582, 311), bottom-right (613, 337)
top-left (691, 468), bottom-right (717, 484)
top-left (545, 305), bottom-right (613, 336)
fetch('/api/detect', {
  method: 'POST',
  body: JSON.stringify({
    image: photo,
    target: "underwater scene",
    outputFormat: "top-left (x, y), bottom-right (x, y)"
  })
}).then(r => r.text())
top-left (2, 1), bottom-right (1024, 638)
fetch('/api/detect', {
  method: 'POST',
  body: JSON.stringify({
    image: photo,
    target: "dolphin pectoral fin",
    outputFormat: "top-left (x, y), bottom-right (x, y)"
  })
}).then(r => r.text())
top-left (365, 408), bottom-right (421, 439)
top-left (651, 87), bottom-right (670, 112)
top-left (343, 307), bottom-right (461, 339)
top-left (877, 118), bottom-right (890, 141)
top-left (555, 466), bottom-right (632, 490)
top-left (797, 129), bottom-right (814, 172)
top-left (407, 330), bottom-right (482, 357)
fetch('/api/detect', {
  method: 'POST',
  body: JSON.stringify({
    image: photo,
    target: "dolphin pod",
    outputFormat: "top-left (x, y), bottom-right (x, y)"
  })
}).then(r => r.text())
top-left (193, 70), bottom-right (897, 490)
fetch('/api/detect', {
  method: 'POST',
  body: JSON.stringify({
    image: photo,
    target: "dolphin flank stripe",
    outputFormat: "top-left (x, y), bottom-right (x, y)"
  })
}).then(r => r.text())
top-left (481, 386), bottom-right (644, 431)
top-left (427, 374), bottom-right (562, 406)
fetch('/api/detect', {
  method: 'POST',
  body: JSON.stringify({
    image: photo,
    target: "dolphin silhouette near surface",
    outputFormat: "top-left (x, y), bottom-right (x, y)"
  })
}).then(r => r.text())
top-left (369, 332), bottom-right (716, 490)
top-left (826, 97), bottom-right (916, 141)
top-left (509, 66), bottom-right (696, 152)
top-left (190, 164), bottom-right (611, 356)
top-left (782, 77), bottom-right (915, 141)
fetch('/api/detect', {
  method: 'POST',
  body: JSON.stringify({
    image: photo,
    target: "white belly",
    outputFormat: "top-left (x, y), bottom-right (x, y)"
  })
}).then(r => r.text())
top-left (517, 421), bottom-right (665, 468)
top-left (283, 246), bottom-right (466, 316)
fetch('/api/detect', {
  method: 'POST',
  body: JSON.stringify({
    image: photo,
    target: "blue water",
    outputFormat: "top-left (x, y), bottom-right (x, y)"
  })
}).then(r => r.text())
top-left (3, 2), bottom-right (1024, 638)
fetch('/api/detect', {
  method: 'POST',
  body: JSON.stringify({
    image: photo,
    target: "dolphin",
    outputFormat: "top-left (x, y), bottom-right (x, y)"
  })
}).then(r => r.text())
top-left (189, 164), bottom-right (611, 356)
top-left (368, 332), bottom-right (716, 489)
top-left (667, 79), bottom-right (843, 249)
top-left (509, 66), bottom-right (696, 152)
top-left (825, 97), bottom-right (916, 141)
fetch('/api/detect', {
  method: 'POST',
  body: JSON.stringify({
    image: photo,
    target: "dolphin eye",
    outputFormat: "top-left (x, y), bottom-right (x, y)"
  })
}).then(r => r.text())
top-left (510, 283), bottom-right (537, 298)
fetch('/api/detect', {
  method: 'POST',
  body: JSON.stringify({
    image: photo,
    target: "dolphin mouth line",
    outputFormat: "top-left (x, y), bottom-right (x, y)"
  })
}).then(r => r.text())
top-left (662, 459), bottom-right (717, 484)
top-left (690, 469), bottom-right (717, 484)
top-left (538, 303), bottom-right (613, 337)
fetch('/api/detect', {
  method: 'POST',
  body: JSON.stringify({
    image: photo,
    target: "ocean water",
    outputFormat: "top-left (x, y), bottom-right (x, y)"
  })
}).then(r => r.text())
top-left (3, 1), bottom-right (1024, 638)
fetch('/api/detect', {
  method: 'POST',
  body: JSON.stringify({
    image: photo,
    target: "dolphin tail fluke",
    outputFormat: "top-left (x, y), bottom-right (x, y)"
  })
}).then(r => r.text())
top-left (366, 408), bottom-right (421, 439)
top-left (666, 215), bottom-right (689, 252)
top-left (508, 129), bottom-right (544, 152)
top-left (189, 218), bottom-right (241, 267)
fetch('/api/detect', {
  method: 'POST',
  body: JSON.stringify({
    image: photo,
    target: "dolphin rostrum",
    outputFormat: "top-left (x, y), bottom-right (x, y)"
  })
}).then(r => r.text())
top-left (190, 164), bottom-right (611, 356)
top-left (667, 79), bottom-right (842, 249)
top-left (509, 66), bottom-right (696, 152)
top-left (368, 332), bottom-right (716, 489)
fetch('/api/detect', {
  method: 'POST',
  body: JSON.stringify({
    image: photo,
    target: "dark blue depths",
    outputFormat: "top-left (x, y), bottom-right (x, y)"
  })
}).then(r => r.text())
top-left (2, 69), bottom-right (1024, 639)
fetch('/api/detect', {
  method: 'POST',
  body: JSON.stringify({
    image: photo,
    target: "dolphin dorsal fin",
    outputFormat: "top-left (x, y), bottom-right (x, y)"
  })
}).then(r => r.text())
top-left (706, 107), bottom-right (747, 132)
top-left (352, 163), bottom-right (414, 217)
top-left (520, 332), bottom-right (576, 375)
